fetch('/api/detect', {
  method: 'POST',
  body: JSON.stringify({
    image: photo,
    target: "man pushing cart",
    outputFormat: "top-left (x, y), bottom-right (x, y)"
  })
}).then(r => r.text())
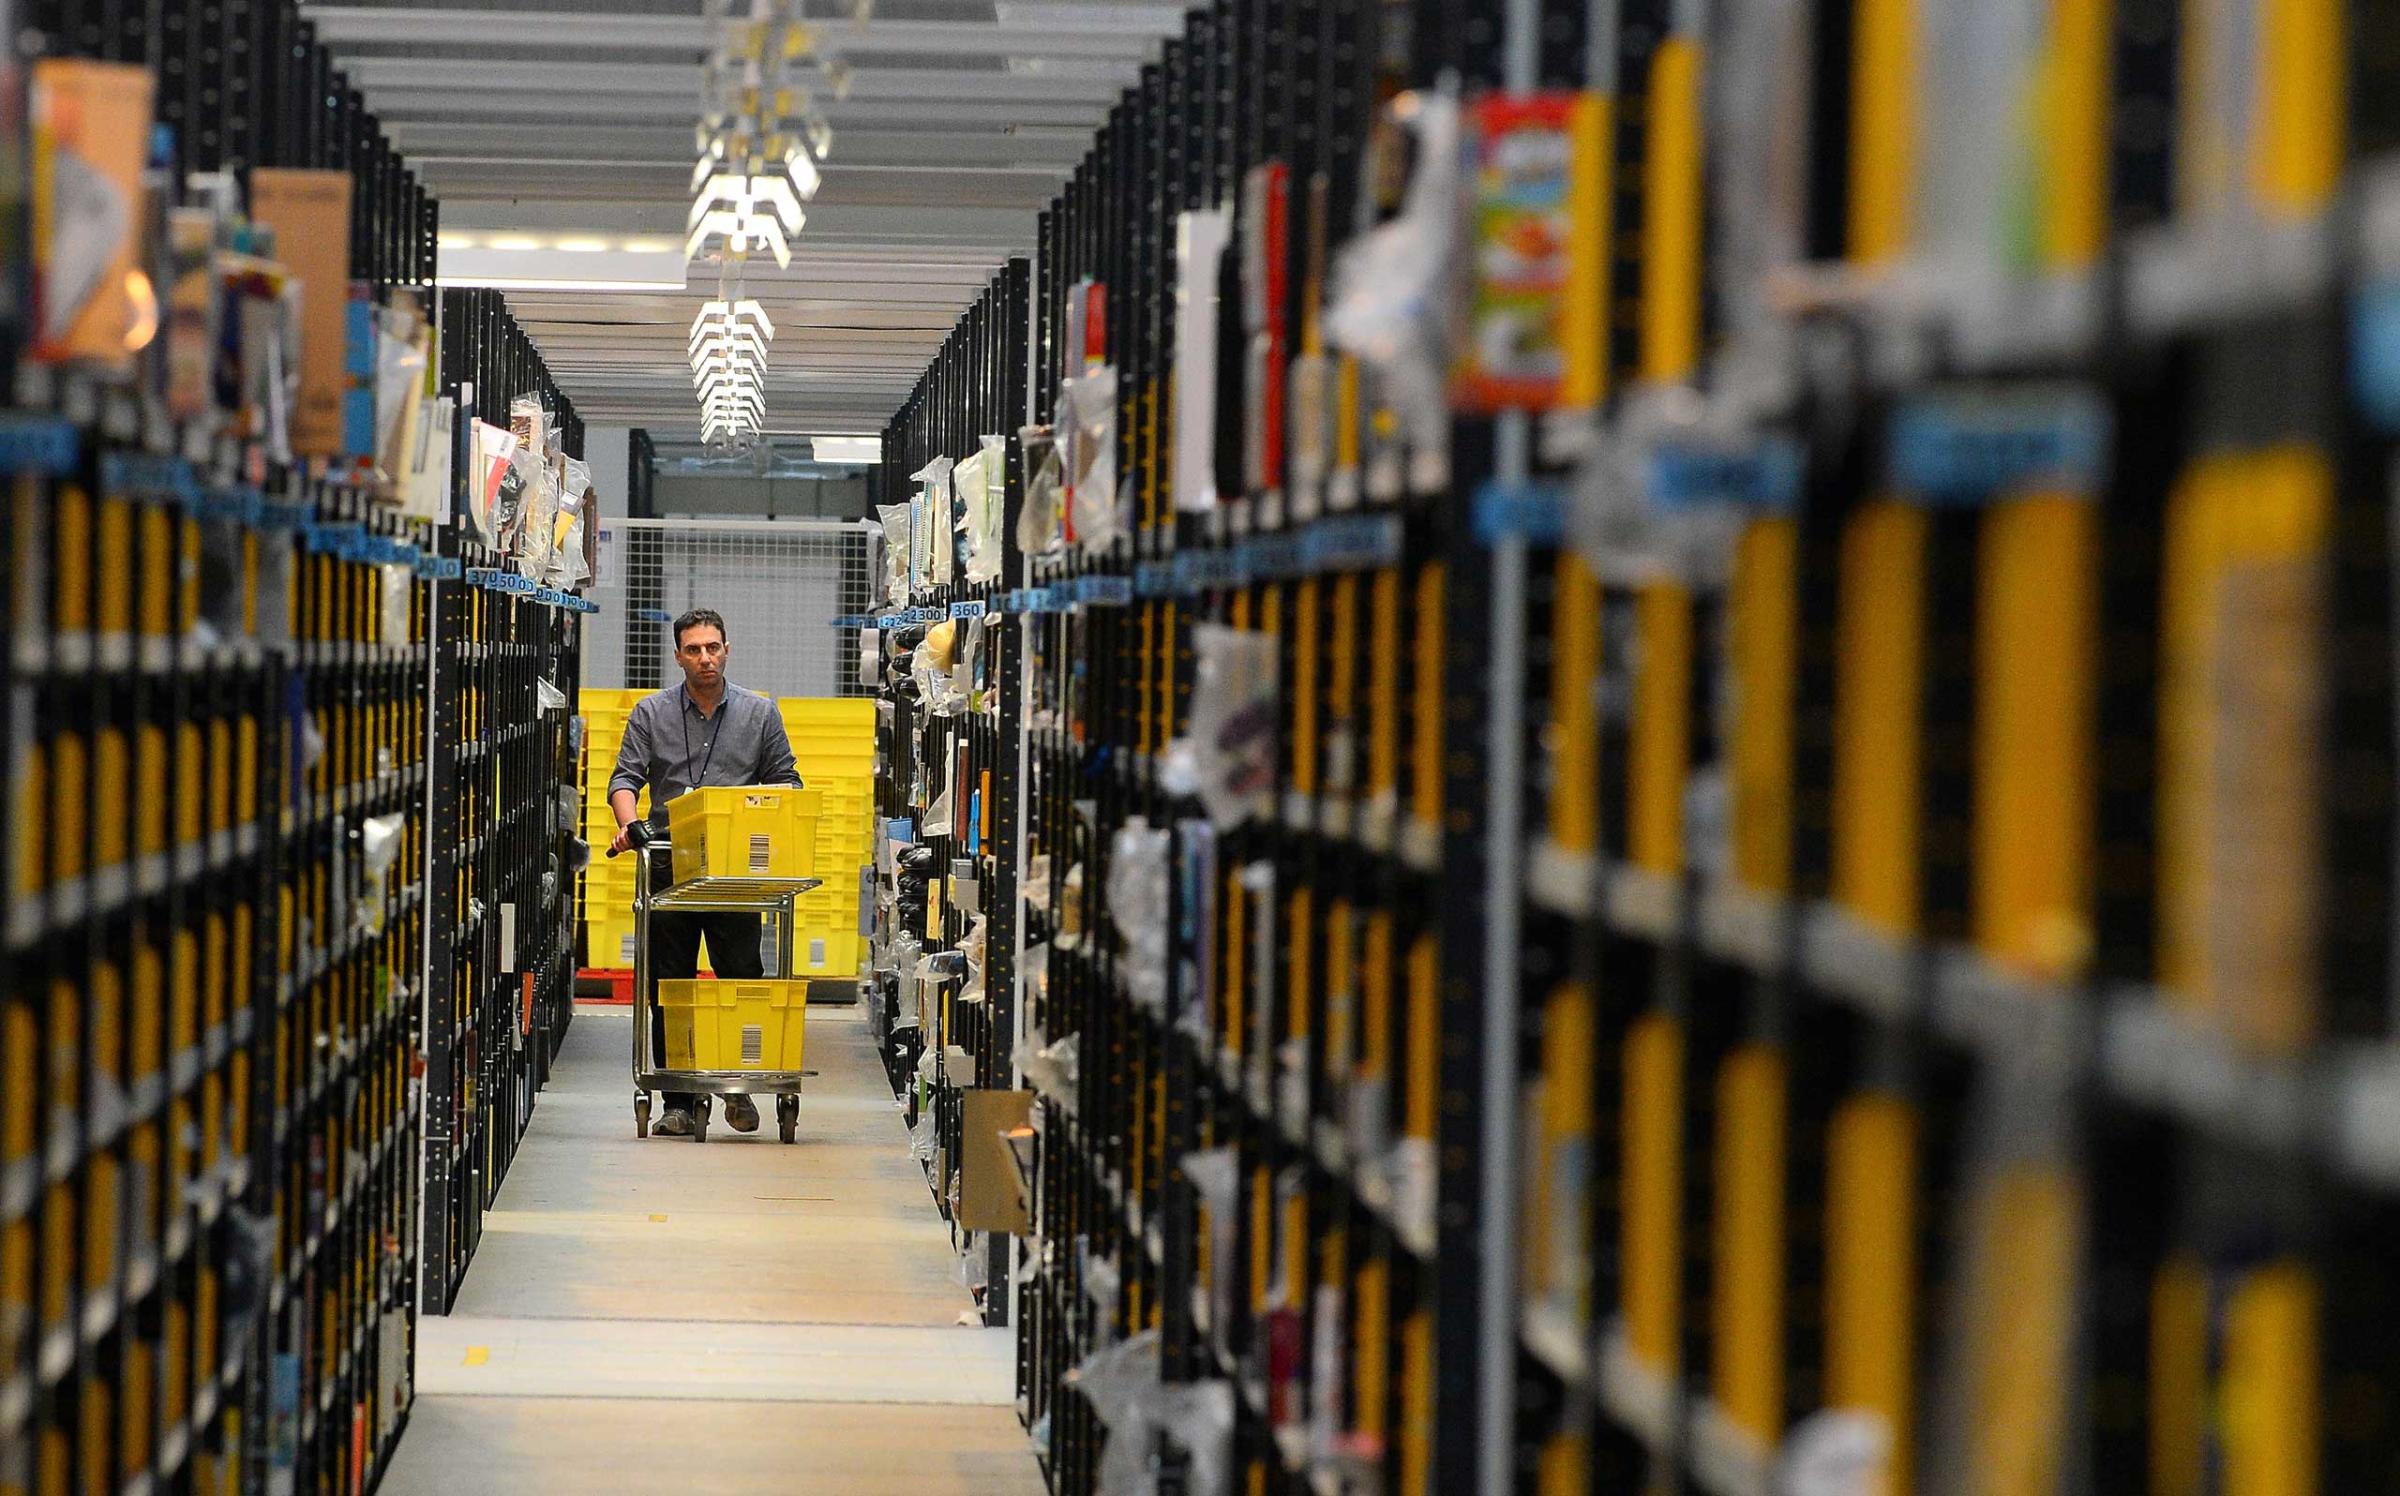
top-left (604, 607), bottom-right (819, 1142)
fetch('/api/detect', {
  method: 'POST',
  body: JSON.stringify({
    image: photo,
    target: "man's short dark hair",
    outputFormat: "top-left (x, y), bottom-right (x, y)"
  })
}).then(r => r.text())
top-left (673, 608), bottom-right (728, 647)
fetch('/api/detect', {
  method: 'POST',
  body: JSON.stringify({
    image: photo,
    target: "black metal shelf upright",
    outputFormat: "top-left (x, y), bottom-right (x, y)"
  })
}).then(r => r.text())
top-left (872, 259), bottom-right (1034, 1331)
top-left (418, 288), bottom-right (586, 1316)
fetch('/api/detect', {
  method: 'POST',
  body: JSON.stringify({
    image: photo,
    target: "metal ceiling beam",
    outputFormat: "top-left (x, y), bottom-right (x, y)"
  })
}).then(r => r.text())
top-left (370, 93), bottom-right (1111, 128)
top-left (302, 7), bottom-right (1170, 58)
top-left (341, 57), bottom-right (1143, 99)
top-left (388, 126), bottom-right (1093, 168)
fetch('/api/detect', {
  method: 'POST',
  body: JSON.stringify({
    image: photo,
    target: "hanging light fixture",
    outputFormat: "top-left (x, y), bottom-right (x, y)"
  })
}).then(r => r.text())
top-left (686, 0), bottom-right (851, 447)
top-left (690, 291), bottom-right (776, 447)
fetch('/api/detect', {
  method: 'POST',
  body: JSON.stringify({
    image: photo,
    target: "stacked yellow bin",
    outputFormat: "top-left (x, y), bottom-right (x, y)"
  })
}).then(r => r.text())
top-left (580, 687), bottom-right (648, 969)
top-left (777, 697), bottom-right (877, 984)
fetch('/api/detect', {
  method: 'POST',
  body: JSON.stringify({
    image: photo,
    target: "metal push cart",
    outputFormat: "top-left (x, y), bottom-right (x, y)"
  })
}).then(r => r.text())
top-left (629, 841), bottom-right (822, 1143)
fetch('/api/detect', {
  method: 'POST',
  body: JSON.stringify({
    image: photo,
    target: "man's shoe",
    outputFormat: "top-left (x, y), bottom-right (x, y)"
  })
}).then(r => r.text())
top-left (652, 1108), bottom-right (696, 1137)
top-left (724, 1095), bottom-right (760, 1133)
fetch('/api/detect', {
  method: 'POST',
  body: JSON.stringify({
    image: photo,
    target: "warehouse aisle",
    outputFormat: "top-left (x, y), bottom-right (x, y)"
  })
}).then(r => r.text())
top-left (378, 1004), bottom-right (1043, 1496)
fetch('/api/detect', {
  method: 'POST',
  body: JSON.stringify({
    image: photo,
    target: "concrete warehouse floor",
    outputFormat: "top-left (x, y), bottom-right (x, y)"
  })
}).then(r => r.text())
top-left (378, 1003), bottom-right (1044, 1496)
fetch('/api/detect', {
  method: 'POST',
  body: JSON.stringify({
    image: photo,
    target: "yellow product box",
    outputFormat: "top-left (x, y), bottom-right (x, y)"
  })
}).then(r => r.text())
top-left (656, 978), bottom-right (809, 1071)
top-left (668, 785), bottom-right (821, 883)
top-left (584, 912), bottom-right (638, 970)
top-left (791, 925), bottom-right (863, 979)
top-left (777, 697), bottom-right (875, 734)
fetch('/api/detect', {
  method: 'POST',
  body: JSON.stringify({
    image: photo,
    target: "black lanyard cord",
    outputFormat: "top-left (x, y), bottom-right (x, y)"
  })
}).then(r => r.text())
top-left (678, 684), bottom-right (726, 793)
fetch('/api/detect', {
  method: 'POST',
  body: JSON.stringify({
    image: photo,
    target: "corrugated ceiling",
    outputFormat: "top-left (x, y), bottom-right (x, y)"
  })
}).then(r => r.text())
top-left (305, 0), bottom-right (1177, 437)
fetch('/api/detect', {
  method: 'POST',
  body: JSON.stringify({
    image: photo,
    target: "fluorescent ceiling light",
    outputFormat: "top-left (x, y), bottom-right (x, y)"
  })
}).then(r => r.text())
top-left (812, 435), bottom-right (881, 464)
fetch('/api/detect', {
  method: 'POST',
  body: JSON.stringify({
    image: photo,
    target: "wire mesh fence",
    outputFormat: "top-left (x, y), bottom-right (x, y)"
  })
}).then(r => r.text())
top-left (584, 517), bottom-right (879, 698)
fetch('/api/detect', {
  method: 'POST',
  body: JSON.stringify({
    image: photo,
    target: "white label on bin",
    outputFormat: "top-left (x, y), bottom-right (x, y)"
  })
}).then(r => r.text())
top-left (750, 833), bottom-right (772, 874)
top-left (810, 938), bottom-right (826, 967)
top-left (742, 1024), bottom-right (764, 1066)
top-left (620, 933), bottom-right (636, 964)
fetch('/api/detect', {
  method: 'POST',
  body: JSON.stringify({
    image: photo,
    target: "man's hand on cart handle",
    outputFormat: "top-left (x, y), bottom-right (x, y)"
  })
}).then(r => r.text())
top-left (607, 786), bottom-right (643, 858)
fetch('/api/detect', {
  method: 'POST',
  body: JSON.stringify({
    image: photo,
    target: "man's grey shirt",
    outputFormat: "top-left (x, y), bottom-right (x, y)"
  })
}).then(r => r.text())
top-left (607, 683), bottom-right (800, 830)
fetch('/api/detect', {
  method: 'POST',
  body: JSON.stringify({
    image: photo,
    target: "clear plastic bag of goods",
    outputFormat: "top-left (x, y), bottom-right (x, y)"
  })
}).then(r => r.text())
top-left (1106, 817), bottom-right (1172, 1014)
top-left (874, 502), bottom-right (912, 601)
top-left (1066, 366), bottom-right (1123, 552)
top-left (1163, 625), bottom-right (1279, 829)
top-left (1325, 84), bottom-right (1462, 500)
top-left (1018, 424), bottom-right (1065, 556)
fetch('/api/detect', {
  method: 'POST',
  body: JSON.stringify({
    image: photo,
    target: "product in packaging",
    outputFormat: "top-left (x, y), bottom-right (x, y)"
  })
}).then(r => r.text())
top-left (957, 434), bottom-right (1006, 583)
top-left (468, 420), bottom-right (517, 549)
top-left (1454, 90), bottom-right (1608, 413)
top-left (1066, 367), bottom-right (1123, 552)
top-left (1327, 86), bottom-right (1462, 498)
top-left (248, 167), bottom-right (352, 454)
top-left (1018, 425), bottom-right (1065, 555)
top-left (1173, 209), bottom-right (1233, 512)
top-left (1166, 625), bottom-right (1279, 829)
top-left (29, 58), bottom-right (155, 373)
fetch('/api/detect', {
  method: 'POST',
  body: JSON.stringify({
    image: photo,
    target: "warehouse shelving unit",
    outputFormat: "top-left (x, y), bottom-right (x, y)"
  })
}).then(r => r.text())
top-left (0, 4), bottom-right (595, 1491)
top-left (855, 1), bottom-right (2400, 1493)
top-left (872, 260), bottom-right (1033, 1329)
top-left (418, 289), bottom-right (590, 1316)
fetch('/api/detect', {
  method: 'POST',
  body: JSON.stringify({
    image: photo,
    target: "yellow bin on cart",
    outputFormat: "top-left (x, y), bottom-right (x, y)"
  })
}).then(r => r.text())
top-left (666, 784), bottom-right (821, 884)
top-left (656, 978), bottom-right (810, 1070)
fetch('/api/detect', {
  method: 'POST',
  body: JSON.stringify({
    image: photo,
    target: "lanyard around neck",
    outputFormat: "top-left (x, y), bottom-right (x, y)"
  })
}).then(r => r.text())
top-left (679, 684), bottom-right (727, 789)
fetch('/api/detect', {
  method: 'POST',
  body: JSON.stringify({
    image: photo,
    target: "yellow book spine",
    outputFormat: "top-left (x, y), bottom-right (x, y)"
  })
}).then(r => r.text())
top-left (1974, 494), bottom-right (2096, 975)
top-left (1831, 501), bottom-right (1927, 934)
top-left (1562, 94), bottom-right (1613, 409)
top-left (1622, 1011), bottom-right (1683, 1374)
top-left (1409, 564), bottom-right (1446, 830)
top-left (1294, 578), bottom-right (1322, 794)
top-left (1368, 568), bottom-right (1401, 804)
top-left (1640, 38), bottom-right (1705, 384)
top-left (2149, 1254), bottom-right (2209, 1496)
top-left (2254, 0), bottom-right (2343, 216)
top-left (1549, 552), bottom-right (1603, 853)
top-left (1712, 1044), bottom-right (1787, 1442)
top-left (1629, 582), bottom-right (1692, 877)
top-left (1825, 1092), bottom-right (1918, 1491)
top-left (1849, 0), bottom-right (1917, 261)
top-left (2223, 1261), bottom-right (2319, 1496)
top-left (1729, 518), bottom-right (1798, 893)
top-left (2041, 0), bottom-right (2112, 267)
top-left (1404, 931), bottom-right (1438, 1143)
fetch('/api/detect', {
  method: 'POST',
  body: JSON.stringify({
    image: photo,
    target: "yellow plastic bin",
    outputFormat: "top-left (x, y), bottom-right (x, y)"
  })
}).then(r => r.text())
top-left (667, 784), bottom-right (821, 883)
top-left (656, 978), bottom-right (809, 1071)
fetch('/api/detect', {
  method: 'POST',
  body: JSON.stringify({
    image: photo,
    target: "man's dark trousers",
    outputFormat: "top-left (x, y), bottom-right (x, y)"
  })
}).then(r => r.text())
top-left (646, 852), bottom-right (762, 1116)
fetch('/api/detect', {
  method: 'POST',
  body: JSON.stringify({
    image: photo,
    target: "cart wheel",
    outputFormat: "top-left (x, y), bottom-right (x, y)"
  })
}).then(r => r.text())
top-left (634, 1093), bottom-right (651, 1139)
top-left (693, 1095), bottom-right (712, 1144)
top-left (777, 1094), bottom-right (799, 1145)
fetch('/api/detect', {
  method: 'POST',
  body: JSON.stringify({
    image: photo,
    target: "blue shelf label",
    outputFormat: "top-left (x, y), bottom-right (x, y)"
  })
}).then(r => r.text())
top-left (1299, 513), bottom-right (1405, 571)
top-left (2353, 283), bottom-right (2400, 432)
top-left (829, 614), bottom-right (872, 628)
top-left (101, 450), bottom-right (201, 504)
top-left (196, 485), bottom-right (264, 526)
top-left (305, 521), bottom-right (366, 557)
top-left (1646, 436), bottom-right (1803, 513)
top-left (0, 414), bottom-right (78, 476)
top-left (950, 600), bottom-right (988, 618)
top-left (1889, 385), bottom-right (2109, 503)
top-left (1075, 575), bottom-right (1132, 606)
top-left (1135, 561), bottom-right (1175, 597)
top-left (1473, 479), bottom-right (1569, 544)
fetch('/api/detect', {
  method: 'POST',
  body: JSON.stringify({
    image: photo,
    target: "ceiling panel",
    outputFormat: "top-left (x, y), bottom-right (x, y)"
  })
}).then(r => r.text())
top-left (305, 0), bottom-right (1172, 438)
